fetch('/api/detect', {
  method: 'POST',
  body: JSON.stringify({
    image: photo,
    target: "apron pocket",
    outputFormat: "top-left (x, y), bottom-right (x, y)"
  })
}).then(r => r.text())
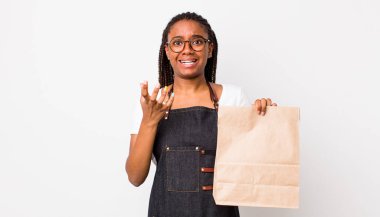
top-left (166, 146), bottom-right (200, 192)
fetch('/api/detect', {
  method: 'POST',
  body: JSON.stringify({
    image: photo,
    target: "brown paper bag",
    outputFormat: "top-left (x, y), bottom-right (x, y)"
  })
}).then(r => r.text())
top-left (213, 106), bottom-right (300, 208)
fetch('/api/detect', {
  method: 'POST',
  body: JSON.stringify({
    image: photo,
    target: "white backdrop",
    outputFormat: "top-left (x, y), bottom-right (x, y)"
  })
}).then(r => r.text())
top-left (1, 0), bottom-right (379, 217)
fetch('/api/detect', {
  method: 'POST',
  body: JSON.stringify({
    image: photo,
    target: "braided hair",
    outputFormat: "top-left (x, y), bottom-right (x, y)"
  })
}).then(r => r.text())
top-left (158, 12), bottom-right (218, 87)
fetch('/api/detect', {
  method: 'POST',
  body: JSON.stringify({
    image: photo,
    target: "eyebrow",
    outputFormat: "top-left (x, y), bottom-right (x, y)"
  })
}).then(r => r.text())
top-left (170, 34), bottom-right (206, 39)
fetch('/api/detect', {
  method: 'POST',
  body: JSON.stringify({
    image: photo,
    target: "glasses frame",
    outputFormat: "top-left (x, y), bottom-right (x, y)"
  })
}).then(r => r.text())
top-left (166, 36), bottom-right (211, 53)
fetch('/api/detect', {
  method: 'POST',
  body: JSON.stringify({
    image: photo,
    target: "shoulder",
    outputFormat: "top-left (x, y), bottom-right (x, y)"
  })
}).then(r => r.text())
top-left (210, 83), bottom-right (223, 100)
top-left (212, 83), bottom-right (251, 106)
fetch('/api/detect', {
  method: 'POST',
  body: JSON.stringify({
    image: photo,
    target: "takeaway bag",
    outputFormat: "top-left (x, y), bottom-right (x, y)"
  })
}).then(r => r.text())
top-left (213, 106), bottom-right (300, 208)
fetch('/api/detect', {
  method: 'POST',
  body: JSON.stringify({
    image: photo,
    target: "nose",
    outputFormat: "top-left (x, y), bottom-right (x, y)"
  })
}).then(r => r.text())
top-left (182, 41), bottom-right (193, 53)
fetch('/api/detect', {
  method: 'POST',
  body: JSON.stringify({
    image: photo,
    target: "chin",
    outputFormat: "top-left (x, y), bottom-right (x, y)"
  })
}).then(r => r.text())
top-left (175, 70), bottom-right (204, 79)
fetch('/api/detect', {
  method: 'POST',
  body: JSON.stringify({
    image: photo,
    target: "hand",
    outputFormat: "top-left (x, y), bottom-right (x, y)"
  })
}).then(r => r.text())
top-left (140, 81), bottom-right (174, 126)
top-left (253, 98), bottom-right (278, 116)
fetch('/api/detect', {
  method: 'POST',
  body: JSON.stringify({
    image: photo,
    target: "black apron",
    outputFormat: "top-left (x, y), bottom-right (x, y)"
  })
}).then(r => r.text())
top-left (148, 82), bottom-right (240, 217)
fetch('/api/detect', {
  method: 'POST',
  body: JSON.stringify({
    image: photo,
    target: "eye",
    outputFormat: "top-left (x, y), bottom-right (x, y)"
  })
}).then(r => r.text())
top-left (171, 39), bottom-right (183, 47)
top-left (192, 39), bottom-right (204, 46)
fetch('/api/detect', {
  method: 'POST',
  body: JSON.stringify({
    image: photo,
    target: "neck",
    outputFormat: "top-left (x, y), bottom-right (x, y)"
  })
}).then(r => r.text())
top-left (172, 76), bottom-right (208, 94)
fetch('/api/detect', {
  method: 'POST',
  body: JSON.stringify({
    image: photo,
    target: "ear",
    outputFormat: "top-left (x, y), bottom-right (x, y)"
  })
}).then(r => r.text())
top-left (165, 44), bottom-right (169, 58)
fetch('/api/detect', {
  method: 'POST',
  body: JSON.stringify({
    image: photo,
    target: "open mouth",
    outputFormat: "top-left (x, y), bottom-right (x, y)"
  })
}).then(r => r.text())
top-left (179, 59), bottom-right (198, 66)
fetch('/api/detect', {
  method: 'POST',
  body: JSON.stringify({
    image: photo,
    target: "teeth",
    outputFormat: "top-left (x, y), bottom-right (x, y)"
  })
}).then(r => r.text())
top-left (180, 60), bottom-right (196, 65)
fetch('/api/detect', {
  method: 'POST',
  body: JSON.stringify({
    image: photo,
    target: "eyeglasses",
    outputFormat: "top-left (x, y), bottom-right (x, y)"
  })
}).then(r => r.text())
top-left (166, 36), bottom-right (211, 53)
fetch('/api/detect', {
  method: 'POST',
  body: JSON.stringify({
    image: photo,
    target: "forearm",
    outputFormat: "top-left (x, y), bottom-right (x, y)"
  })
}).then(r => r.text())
top-left (126, 120), bottom-right (158, 186)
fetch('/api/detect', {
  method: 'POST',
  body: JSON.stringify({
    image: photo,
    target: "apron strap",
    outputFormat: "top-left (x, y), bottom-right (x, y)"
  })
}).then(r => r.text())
top-left (206, 81), bottom-right (219, 111)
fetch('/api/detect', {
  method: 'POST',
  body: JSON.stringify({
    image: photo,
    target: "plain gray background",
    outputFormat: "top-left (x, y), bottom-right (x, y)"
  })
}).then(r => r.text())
top-left (1, 0), bottom-right (379, 216)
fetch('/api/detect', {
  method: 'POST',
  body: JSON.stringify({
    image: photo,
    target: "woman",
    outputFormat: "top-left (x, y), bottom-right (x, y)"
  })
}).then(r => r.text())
top-left (126, 12), bottom-right (277, 217)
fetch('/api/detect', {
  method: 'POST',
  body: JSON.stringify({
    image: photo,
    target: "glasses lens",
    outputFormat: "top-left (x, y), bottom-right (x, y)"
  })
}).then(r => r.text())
top-left (170, 39), bottom-right (184, 53)
top-left (190, 38), bottom-right (205, 51)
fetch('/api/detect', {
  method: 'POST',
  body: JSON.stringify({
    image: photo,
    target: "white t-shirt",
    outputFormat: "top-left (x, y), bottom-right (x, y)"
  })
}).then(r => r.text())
top-left (130, 83), bottom-right (250, 135)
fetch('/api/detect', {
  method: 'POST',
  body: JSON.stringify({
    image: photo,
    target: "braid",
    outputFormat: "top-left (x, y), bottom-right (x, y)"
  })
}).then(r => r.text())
top-left (158, 12), bottom-right (218, 87)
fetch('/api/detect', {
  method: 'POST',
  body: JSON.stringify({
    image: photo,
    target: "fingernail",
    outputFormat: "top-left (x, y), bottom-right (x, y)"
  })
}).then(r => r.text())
top-left (164, 86), bottom-right (167, 92)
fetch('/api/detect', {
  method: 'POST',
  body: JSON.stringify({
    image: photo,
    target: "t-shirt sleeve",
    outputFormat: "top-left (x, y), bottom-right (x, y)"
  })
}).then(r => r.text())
top-left (130, 97), bottom-right (142, 135)
top-left (219, 84), bottom-right (251, 107)
top-left (236, 85), bottom-right (251, 106)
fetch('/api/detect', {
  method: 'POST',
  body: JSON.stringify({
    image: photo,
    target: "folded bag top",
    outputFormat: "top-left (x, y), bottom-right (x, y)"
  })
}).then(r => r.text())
top-left (213, 106), bottom-right (300, 209)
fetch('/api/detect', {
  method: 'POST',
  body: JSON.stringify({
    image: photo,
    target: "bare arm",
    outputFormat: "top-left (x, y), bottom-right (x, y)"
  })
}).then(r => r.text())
top-left (125, 82), bottom-right (174, 187)
top-left (126, 123), bottom-right (157, 186)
